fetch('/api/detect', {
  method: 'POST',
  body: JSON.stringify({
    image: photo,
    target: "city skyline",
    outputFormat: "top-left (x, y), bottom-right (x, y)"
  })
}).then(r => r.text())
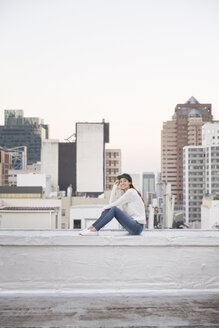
top-left (1, 0), bottom-right (219, 174)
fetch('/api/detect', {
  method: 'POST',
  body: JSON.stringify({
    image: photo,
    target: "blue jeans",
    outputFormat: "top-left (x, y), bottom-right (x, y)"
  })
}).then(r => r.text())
top-left (92, 206), bottom-right (144, 235)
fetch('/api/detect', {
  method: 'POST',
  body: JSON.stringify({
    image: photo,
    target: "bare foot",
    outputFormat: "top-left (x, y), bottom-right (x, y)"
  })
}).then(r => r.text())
top-left (88, 226), bottom-right (97, 232)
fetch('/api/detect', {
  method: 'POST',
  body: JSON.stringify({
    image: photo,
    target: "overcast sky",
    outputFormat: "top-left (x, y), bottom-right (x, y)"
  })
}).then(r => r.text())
top-left (1, 0), bottom-right (219, 175)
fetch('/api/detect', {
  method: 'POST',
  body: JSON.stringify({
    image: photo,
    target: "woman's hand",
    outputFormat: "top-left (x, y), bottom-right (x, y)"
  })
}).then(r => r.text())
top-left (115, 180), bottom-right (120, 186)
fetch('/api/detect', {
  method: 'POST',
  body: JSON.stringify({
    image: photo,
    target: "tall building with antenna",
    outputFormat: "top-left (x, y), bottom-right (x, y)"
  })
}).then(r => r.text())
top-left (161, 97), bottom-right (213, 205)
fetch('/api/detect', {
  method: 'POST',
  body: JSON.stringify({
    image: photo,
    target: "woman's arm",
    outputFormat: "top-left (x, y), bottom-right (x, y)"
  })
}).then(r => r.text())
top-left (103, 188), bottom-right (133, 210)
top-left (109, 183), bottom-right (118, 203)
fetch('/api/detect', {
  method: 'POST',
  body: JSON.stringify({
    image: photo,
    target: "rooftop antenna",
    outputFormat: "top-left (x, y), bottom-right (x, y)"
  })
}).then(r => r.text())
top-left (64, 133), bottom-right (76, 142)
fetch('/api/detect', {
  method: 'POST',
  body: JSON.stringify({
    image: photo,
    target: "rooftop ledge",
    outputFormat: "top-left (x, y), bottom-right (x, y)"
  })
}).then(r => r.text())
top-left (0, 229), bottom-right (219, 292)
top-left (0, 229), bottom-right (219, 246)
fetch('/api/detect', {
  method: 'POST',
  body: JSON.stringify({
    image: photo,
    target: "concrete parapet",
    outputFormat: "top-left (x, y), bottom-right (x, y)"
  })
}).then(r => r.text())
top-left (0, 230), bottom-right (219, 292)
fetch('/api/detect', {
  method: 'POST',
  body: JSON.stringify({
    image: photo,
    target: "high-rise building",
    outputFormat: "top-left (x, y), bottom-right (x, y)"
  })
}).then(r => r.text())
top-left (0, 110), bottom-right (49, 165)
top-left (161, 97), bottom-right (212, 205)
top-left (183, 146), bottom-right (205, 223)
top-left (202, 122), bottom-right (219, 198)
top-left (105, 149), bottom-right (121, 190)
top-left (142, 172), bottom-right (155, 205)
top-left (183, 122), bottom-right (219, 224)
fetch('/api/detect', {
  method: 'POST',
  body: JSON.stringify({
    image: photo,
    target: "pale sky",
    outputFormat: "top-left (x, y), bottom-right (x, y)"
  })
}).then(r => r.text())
top-left (1, 0), bottom-right (219, 175)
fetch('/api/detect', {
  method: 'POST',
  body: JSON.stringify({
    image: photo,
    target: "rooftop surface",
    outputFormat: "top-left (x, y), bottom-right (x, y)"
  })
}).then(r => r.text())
top-left (0, 290), bottom-right (219, 327)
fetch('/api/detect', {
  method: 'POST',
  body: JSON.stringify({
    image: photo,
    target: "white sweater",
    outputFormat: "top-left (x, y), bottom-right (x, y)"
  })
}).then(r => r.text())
top-left (103, 185), bottom-right (146, 224)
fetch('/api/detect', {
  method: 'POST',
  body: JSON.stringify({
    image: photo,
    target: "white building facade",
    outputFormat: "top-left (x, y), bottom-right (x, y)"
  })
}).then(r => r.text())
top-left (17, 173), bottom-right (52, 197)
top-left (41, 139), bottom-right (59, 192)
top-left (202, 121), bottom-right (219, 146)
top-left (0, 198), bottom-right (61, 229)
top-left (183, 122), bottom-right (219, 225)
top-left (8, 163), bottom-right (41, 186)
top-left (183, 146), bottom-right (205, 223)
top-left (76, 122), bottom-right (109, 195)
top-left (201, 196), bottom-right (219, 229)
top-left (70, 205), bottom-right (120, 230)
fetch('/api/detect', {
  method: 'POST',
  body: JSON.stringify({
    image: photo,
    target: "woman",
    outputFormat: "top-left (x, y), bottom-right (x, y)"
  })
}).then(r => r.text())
top-left (79, 173), bottom-right (146, 236)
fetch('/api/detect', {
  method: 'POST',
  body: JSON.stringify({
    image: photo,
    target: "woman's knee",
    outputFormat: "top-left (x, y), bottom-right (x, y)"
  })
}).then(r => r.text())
top-left (110, 206), bottom-right (120, 214)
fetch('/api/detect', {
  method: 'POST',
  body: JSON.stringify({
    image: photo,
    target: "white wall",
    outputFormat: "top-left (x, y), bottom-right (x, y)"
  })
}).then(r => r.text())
top-left (201, 199), bottom-right (219, 229)
top-left (0, 230), bottom-right (218, 291)
top-left (202, 122), bottom-right (219, 146)
top-left (76, 123), bottom-right (104, 193)
top-left (41, 140), bottom-right (59, 191)
top-left (70, 205), bottom-right (121, 230)
top-left (0, 198), bottom-right (62, 229)
top-left (0, 211), bottom-right (57, 229)
top-left (17, 173), bottom-right (46, 188)
top-left (17, 173), bottom-right (52, 197)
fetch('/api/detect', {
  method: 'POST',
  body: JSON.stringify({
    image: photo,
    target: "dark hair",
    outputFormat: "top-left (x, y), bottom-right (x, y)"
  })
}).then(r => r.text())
top-left (130, 183), bottom-right (147, 208)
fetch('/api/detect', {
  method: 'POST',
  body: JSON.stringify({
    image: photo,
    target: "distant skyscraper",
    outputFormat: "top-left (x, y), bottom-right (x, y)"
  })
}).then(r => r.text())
top-left (0, 110), bottom-right (49, 165)
top-left (161, 97), bottom-right (212, 205)
top-left (142, 172), bottom-right (155, 205)
top-left (105, 149), bottom-right (121, 190)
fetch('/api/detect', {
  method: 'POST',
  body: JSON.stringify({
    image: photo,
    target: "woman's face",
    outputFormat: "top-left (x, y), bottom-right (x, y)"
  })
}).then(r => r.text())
top-left (119, 178), bottom-right (131, 191)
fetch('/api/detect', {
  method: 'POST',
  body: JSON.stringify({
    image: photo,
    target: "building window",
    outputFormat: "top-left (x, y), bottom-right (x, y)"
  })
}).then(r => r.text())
top-left (62, 209), bottom-right (66, 216)
top-left (73, 220), bottom-right (81, 229)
